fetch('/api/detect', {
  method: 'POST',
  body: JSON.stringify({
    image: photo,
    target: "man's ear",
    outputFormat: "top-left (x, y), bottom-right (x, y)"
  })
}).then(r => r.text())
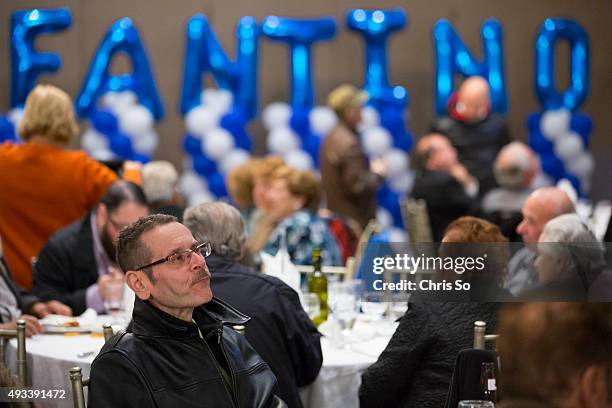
top-left (126, 270), bottom-right (152, 300)
top-left (579, 365), bottom-right (609, 408)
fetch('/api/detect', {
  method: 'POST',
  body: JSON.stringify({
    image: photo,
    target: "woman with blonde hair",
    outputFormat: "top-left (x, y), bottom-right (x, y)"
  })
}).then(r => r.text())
top-left (0, 84), bottom-right (118, 289)
top-left (249, 165), bottom-right (341, 266)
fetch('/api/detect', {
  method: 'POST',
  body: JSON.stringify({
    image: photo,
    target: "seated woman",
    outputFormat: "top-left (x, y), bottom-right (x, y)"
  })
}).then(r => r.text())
top-left (251, 165), bottom-right (342, 266)
top-left (359, 216), bottom-right (509, 408)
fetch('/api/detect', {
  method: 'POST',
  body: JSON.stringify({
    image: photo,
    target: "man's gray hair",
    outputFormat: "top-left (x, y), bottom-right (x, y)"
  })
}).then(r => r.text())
top-left (494, 142), bottom-right (531, 189)
top-left (183, 202), bottom-right (246, 260)
top-left (142, 161), bottom-right (178, 204)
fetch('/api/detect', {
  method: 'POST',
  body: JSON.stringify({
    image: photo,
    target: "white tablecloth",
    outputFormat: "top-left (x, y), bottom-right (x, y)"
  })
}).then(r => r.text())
top-left (9, 316), bottom-right (396, 408)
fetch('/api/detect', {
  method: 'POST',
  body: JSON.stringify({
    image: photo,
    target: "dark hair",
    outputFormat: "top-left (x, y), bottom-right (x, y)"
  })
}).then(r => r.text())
top-left (100, 181), bottom-right (148, 213)
top-left (116, 214), bottom-right (177, 280)
top-left (498, 303), bottom-right (612, 404)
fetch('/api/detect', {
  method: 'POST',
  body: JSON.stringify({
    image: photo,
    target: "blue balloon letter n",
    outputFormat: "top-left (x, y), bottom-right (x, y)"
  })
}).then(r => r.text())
top-left (11, 8), bottom-right (72, 107)
top-left (433, 18), bottom-right (507, 115)
top-left (76, 18), bottom-right (164, 119)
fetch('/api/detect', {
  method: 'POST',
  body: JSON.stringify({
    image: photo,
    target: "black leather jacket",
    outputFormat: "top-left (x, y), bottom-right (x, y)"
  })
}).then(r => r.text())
top-left (88, 297), bottom-right (283, 408)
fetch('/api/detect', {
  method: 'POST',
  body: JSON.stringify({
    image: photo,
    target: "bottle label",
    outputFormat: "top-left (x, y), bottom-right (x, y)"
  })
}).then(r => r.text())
top-left (488, 379), bottom-right (497, 391)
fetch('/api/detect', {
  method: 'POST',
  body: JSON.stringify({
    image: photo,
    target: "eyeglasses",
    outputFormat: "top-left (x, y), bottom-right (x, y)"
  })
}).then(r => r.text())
top-left (107, 216), bottom-right (130, 231)
top-left (135, 242), bottom-right (211, 271)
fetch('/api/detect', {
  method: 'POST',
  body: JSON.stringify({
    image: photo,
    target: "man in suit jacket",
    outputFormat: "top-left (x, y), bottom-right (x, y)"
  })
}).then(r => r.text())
top-left (33, 181), bottom-right (148, 315)
top-left (411, 133), bottom-right (480, 241)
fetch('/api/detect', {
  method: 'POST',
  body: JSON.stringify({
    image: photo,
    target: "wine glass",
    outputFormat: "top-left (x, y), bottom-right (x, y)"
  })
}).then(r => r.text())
top-left (390, 291), bottom-right (410, 321)
top-left (301, 293), bottom-right (321, 321)
top-left (361, 291), bottom-right (386, 321)
top-left (328, 280), bottom-right (363, 348)
top-left (103, 280), bottom-right (125, 324)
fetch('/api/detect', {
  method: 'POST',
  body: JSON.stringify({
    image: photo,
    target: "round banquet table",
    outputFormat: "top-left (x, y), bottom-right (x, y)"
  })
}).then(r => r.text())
top-left (8, 315), bottom-right (397, 408)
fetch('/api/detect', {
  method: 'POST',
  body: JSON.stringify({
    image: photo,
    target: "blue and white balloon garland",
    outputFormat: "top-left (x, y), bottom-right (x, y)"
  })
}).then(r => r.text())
top-left (528, 18), bottom-right (592, 195)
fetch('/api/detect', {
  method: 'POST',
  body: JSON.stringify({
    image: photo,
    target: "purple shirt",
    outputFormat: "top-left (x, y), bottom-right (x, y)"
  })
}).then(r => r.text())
top-left (85, 212), bottom-right (114, 313)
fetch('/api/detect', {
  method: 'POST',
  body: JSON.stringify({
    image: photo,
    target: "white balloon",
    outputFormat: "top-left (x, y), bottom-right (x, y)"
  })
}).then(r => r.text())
top-left (207, 89), bottom-right (233, 115)
top-left (101, 92), bottom-right (121, 109)
top-left (105, 91), bottom-right (138, 112)
top-left (566, 152), bottom-right (594, 177)
top-left (283, 150), bottom-right (314, 171)
top-left (359, 106), bottom-right (380, 131)
top-left (309, 106), bottom-right (338, 136)
top-left (219, 149), bottom-right (251, 174)
top-left (202, 127), bottom-right (235, 160)
top-left (376, 207), bottom-right (393, 229)
top-left (384, 148), bottom-right (410, 178)
top-left (268, 126), bottom-right (301, 154)
top-left (389, 171), bottom-right (415, 195)
top-left (387, 227), bottom-right (407, 242)
top-left (362, 126), bottom-right (393, 156)
top-left (118, 105), bottom-right (154, 137)
top-left (179, 170), bottom-right (207, 195)
top-left (540, 109), bottom-right (571, 141)
top-left (531, 172), bottom-right (554, 189)
top-left (201, 88), bottom-right (218, 106)
top-left (554, 132), bottom-right (583, 161)
top-left (132, 131), bottom-right (158, 155)
top-left (188, 190), bottom-right (215, 207)
top-left (185, 106), bottom-right (219, 137)
top-left (90, 147), bottom-right (115, 161)
top-left (81, 128), bottom-right (109, 152)
top-left (7, 108), bottom-right (24, 127)
top-left (262, 102), bottom-right (292, 130)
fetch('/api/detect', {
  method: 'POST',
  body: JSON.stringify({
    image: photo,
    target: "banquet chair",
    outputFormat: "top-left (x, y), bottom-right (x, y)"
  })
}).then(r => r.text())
top-left (0, 319), bottom-right (27, 386)
top-left (401, 198), bottom-right (433, 243)
top-left (69, 323), bottom-right (115, 408)
top-left (473, 321), bottom-right (499, 350)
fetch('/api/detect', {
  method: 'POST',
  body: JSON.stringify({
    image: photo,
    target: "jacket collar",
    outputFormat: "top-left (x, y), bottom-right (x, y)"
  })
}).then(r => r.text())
top-left (132, 296), bottom-right (250, 339)
top-left (74, 213), bottom-right (98, 274)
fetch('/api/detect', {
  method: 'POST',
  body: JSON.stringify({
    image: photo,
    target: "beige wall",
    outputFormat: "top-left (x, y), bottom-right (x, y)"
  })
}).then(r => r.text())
top-left (1, 0), bottom-right (611, 198)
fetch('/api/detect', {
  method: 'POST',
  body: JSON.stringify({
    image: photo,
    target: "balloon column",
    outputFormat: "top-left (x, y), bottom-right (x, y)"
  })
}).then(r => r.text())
top-left (527, 18), bottom-right (592, 195)
top-left (1, 8), bottom-right (72, 143)
top-left (76, 18), bottom-right (164, 163)
top-left (178, 15), bottom-right (259, 206)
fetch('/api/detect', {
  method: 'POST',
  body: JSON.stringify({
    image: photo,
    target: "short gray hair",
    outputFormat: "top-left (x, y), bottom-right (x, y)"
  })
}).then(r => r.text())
top-left (142, 161), bottom-right (178, 204)
top-left (494, 142), bottom-right (531, 189)
top-left (183, 202), bottom-right (246, 260)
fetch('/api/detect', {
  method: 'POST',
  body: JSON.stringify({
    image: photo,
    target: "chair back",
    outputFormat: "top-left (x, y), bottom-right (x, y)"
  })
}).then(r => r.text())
top-left (69, 324), bottom-right (114, 408)
top-left (0, 320), bottom-right (27, 386)
top-left (401, 198), bottom-right (433, 243)
top-left (444, 348), bottom-right (497, 408)
top-left (473, 321), bottom-right (499, 350)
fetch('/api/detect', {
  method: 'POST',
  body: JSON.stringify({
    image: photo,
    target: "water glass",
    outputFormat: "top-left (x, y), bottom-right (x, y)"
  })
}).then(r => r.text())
top-left (328, 280), bottom-right (363, 346)
top-left (361, 291), bottom-right (387, 321)
top-left (103, 280), bottom-right (125, 316)
top-left (390, 291), bottom-right (410, 320)
top-left (302, 293), bottom-right (321, 320)
top-left (458, 401), bottom-right (494, 408)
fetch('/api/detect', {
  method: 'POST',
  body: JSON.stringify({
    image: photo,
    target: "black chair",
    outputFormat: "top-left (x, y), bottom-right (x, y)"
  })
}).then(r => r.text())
top-left (444, 348), bottom-right (498, 408)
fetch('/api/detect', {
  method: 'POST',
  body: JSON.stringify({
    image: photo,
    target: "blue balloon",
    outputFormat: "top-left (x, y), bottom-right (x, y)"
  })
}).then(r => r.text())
top-left (109, 133), bottom-right (134, 158)
top-left (208, 172), bottom-right (228, 197)
top-left (234, 131), bottom-right (252, 151)
top-left (193, 153), bottom-right (217, 176)
top-left (303, 134), bottom-right (322, 165)
top-left (527, 112), bottom-right (543, 133)
top-left (0, 117), bottom-right (16, 142)
top-left (262, 16), bottom-right (336, 110)
top-left (290, 107), bottom-right (311, 137)
top-left (528, 129), bottom-right (554, 155)
top-left (564, 173), bottom-right (582, 197)
top-left (535, 19), bottom-right (590, 111)
top-left (75, 18), bottom-right (164, 119)
top-left (379, 103), bottom-right (404, 136)
top-left (570, 114), bottom-right (593, 148)
top-left (220, 107), bottom-right (247, 136)
top-left (183, 134), bottom-right (202, 155)
top-left (10, 8), bottom-right (72, 107)
top-left (90, 108), bottom-right (119, 134)
top-left (394, 131), bottom-right (413, 152)
top-left (433, 18), bottom-right (507, 115)
top-left (540, 152), bottom-right (565, 180)
top-left (180, 15), bottom-right (259, 119)
top-left (131, 153), bottom-right (150, 164)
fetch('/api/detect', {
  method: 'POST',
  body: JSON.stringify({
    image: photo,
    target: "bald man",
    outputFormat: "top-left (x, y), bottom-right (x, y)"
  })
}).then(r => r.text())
top-left (432, 76), bottom-right (511, 194)
top-left (504, 187), bottom-right (575, 295)
top-left (412, 133), bottom-right (480, 241)
top-left (482, 142), bottom-right (540, 241)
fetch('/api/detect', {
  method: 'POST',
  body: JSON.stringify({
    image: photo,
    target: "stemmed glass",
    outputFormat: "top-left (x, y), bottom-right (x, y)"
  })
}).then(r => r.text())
top-left (361, 291), bottom-right (387, 321)
top-left (301, 293), bottom-right (321, 321)
top-left (103, 280), bottom-right (125, 324)
top-left (328, 279), bottom-right (363, 348)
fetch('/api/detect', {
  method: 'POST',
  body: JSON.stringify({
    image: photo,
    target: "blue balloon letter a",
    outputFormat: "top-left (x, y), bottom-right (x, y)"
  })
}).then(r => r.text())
top-left (433, 18), bottom-right (507, 115)
top-left (76, 18), bottom-right (164, 119)
top-left (11, 8), bottom-right (72, 107)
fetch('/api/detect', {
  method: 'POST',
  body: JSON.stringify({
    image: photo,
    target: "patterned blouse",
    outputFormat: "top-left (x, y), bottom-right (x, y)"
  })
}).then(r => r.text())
top-left (264, 210), bottom-right (342, 266)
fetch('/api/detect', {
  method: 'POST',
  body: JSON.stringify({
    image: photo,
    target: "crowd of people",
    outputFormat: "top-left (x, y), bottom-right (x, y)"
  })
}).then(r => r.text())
top-left (0, 80), bottom-right (610, 408)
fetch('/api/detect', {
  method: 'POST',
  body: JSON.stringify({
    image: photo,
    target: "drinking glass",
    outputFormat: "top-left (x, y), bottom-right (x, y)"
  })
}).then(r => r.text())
top-left (103, 280), bottom-right (125, 323)
top-left (390, 291), bottom-right (410, 320)
top-left (458, 401), bottom-right (494, 408)
top-left (361, 291), bottom-right (386, 321)
top-left (328, 280), bottom-right (363, 347)
top-left (302, 293), bottom-right (321, 321)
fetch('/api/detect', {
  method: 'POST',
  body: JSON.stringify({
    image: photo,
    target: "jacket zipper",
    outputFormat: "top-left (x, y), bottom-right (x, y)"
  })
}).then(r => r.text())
top-left (218, 324), bottom-right (240, 408)
top-left (198, 335), bottom-right (236, 408)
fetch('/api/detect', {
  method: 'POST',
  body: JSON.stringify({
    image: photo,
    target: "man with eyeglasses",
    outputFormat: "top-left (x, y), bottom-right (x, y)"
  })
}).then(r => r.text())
top-left (88, 213), bottom-right (285, 407)
top-left (32, 181), bottom-right (149, 315)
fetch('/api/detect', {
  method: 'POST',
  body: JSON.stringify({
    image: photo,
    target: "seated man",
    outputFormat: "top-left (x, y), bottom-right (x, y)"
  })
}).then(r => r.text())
top-left (184, 202), bottom-right (322, 408)
top-left (88, 214), bottom-right (283, 407)
top-left (33, 181), bottom-right (148, 315)
top-left (504, 187), bottom-right (575, 295)
top-left (411, 133), bottom-right (480, 241)
top-left (497, 303), bottom-right (612, 408)
top-left (432, 76), bottom-right (511, 194)
top-left (482, 142), bottom-right (539, 241)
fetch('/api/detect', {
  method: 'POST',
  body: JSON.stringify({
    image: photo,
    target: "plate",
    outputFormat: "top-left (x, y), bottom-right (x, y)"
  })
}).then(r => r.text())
top-left (42, 324), bottom-right (91, 334)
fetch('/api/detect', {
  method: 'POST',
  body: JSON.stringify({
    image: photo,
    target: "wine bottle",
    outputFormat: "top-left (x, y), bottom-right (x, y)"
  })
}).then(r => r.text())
top-left (480, 361), bottom-right (497, 402)
top-left (307, 247), bottom-right (328, 326)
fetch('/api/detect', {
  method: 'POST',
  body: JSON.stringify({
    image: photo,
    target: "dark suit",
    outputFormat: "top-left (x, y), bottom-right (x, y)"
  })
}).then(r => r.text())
top-left (32, 215), bottom-right (98, 315)
top-left (0, 257), bottom-right (38, 321)
top-left (411, 170), bottom-right (480, 241)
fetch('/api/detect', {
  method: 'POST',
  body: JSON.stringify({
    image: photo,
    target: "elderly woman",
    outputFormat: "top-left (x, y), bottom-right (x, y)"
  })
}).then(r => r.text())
top-left (0, 85), bottom-right (117, 289)
top-left (250, 165), bottom-right (341, 266)
top-left (360, 216), bottom-right (509, 408)
top-left (530, 213), bottom-right (606, 301)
